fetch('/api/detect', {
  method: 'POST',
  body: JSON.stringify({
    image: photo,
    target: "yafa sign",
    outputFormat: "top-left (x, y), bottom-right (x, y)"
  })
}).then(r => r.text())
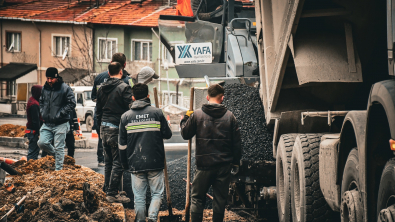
top-left (175, 43), bottom-right (212, 65)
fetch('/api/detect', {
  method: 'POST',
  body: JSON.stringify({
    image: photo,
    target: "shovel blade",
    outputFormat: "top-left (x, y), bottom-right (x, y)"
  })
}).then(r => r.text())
top-left (159, 215), bottom-right (183, 222)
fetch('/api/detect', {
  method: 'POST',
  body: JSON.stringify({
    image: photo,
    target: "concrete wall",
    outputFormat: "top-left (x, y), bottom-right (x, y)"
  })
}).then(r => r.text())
top-left (0, 20), bottom-right (93, 85)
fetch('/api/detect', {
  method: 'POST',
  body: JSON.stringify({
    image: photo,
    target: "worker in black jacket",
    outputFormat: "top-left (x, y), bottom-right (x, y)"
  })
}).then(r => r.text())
top-left (92, 53), bottom-right (132, 167)
top-left (180, 84), bottom-right (242, 222)
top-left (96, 61), bottom-right (133, 203)
top-left (26, 85), bottom-right (43, 160)
top-left (38, 67), bottom-right (76, 171)
top-left (119, 83), bottom-right (172, 222)
top-left (65, 109), bottom-right (79, 158)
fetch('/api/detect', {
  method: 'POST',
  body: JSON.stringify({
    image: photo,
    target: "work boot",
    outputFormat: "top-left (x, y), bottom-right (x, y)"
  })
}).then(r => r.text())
top-left (98, 161), bottom-right (105, 167)
top-left (212, 213), bottom-right (225, 222)
top-left (191, 213), bottom-right (203, 222)
top-left (106, 193), bottom-right (130, 203)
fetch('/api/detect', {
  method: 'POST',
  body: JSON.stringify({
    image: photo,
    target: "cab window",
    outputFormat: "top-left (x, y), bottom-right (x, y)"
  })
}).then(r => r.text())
top-left (76, 93), bottom-right (83, 104)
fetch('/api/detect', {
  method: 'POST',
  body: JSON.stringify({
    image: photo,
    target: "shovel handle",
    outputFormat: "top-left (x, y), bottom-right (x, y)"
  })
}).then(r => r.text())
top-left (185, 87), bottom-right (194, 222)
top-left (0, 195), bottom-right (27, 220)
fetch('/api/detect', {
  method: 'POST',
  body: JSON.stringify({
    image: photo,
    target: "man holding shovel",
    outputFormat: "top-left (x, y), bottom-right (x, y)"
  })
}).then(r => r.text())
top-left (180, 84), bottom-right (242, 222)
top-left (118, 83), bottom-right (172, 222)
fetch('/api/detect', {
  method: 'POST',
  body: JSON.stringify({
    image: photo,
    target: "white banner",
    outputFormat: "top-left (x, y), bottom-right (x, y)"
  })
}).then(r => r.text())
top-left (175, 42), bottom-right (213, 65)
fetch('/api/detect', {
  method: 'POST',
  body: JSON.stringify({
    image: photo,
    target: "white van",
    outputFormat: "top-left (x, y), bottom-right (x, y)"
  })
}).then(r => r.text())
top-left (71, 86), bottom-right (95, 132)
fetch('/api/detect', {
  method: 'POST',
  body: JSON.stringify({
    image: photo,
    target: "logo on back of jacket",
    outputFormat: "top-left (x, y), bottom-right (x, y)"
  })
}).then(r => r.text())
top-left (129, 114), bottom-right (156, 123)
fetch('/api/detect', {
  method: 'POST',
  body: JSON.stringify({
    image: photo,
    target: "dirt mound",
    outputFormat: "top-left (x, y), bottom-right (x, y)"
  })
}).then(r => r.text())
top-left (0, 124), bottom-right (26, 137)
top-left (0, 156), bottom-right (123, 222)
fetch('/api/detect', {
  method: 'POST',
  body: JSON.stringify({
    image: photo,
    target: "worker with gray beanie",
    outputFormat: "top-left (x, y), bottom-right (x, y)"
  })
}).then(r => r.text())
top-left (38, 67), bottom-right (76, 171)
top-left (131, 66), bottom-right (159, 85)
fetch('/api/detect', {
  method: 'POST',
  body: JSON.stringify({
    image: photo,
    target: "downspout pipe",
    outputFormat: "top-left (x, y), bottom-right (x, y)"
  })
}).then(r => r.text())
top-left (151, 27), bottom-right (161, 105)
top-left (32, 22), bottom-right (41, 85)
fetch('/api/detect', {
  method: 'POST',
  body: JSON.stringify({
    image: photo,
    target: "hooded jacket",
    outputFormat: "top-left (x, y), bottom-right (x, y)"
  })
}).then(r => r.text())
top-left (91, 69), bottom-right (132, 101)
top-left (180, 103), bottom-right (242, 169)
top-left (96, 78), bottom-right (133, 127)
top-left (119, 98), bottom-right (172, 173)
top-left (40, 77), bottom-right (76, 126)
top-left (26, 85), bottom-right (43, 133)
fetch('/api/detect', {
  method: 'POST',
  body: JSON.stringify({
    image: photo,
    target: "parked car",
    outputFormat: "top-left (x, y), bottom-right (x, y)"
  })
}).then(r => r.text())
top-left (71, 86), bottom-right (95, 132)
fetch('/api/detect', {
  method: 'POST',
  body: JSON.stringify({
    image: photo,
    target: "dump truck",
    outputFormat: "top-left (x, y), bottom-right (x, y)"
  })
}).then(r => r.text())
top-left (255, 0), bottom-right (395, 221)
top-left (159, 0), bottom-right (395, 221)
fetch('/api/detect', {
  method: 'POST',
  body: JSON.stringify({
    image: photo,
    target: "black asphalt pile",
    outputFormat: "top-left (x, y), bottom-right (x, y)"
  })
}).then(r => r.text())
top-left (223, 83), bottom-right (275, 162)
top-left (159, 154), bottom-right (212, 211)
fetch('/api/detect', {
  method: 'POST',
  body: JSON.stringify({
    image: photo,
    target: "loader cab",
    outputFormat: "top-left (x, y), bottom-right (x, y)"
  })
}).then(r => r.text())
top-left (158, 0), bottom-right (259, 84)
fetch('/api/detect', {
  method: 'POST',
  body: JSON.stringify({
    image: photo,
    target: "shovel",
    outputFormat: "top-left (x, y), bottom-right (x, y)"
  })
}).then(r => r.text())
top-left (153, 87), bottom-right (183, 222)
top-left (185, 87), bottom-right (194, 222)
top-left (0, 195), bottom-right (27, 222)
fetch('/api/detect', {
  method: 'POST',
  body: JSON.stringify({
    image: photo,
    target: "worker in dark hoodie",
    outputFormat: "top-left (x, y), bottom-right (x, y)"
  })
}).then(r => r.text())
top-left (96, 61), bottom-right (133, 203)
top-left (26, 85), bottom-right (44, 160)
top-left (180, 84), bottom-right (242, 222)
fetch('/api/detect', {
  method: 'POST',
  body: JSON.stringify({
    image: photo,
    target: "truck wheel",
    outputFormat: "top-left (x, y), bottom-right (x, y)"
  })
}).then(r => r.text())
top-left (85, 115), bottom-right (93, 132)
top-left (277, 134), bottom-right (297, 222)
top-left (291, 134), bottom-right (333, 222)
top-left (340, 148), bottom-right (363, 222)
top-left (377, 158), bottom-right (395, 222)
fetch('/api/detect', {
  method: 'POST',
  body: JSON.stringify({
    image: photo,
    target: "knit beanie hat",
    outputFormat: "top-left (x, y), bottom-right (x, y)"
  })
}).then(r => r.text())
top-left (138, 66), bottom-right (159, 84)
top-left (46, 67), bottom-right (59, 78)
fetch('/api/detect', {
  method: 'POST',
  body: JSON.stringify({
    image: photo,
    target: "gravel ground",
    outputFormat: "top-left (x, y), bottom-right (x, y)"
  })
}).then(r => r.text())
top-left (223, 83), bottom-right (275, 162)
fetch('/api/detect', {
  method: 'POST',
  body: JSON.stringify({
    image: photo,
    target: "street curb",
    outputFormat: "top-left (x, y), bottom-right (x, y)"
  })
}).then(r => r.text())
top-left (0, 136), bottom-right (91, 149)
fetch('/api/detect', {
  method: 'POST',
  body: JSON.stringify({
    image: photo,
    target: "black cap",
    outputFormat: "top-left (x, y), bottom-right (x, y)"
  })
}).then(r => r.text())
top-left (46, 67), bottom-right (59, 78)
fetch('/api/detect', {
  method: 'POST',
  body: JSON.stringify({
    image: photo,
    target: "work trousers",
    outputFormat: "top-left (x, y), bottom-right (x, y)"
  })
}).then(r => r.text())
top-left (94, 114), bottom-right (104, 162)
top-left (131, 170), bottom-right (164, 222)
top-left (101, 126), bottom-right (124, 196)
top-left (65, 130), bottom-right (75, 158)
top-left (191, 164), bottom-right (231, 222)
top-left (37, 122), bottom-right (69, 171)
top-left (27, 131), bottom-right (39, 160)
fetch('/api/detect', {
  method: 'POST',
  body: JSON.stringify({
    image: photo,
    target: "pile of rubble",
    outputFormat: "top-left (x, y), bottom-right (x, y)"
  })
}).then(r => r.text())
top-left (0, 124), bottom-right (26, 137)
top-left (223, 83), bottom-right (275, 161)
top-left (0, 156), bottom-right (124, 222)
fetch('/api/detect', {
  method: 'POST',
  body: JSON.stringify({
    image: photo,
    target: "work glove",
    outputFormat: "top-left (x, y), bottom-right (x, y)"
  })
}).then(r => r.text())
top-left (186, 110), bottom-right (194, 117)
top-left (231, 165), bottom-right (239, 175)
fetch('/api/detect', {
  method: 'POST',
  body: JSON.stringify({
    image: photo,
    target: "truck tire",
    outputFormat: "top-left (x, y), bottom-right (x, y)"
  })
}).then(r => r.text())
top-left (291, 134), bottom-right (333, 222)
top-left (377, 158), bottom-right (395, 221)
top-left (85, 115), bottom-right (93, 132)
top-left (277, 134), bottom-right (297, 222)
top-left (340, 148), bottom-right (363, 222)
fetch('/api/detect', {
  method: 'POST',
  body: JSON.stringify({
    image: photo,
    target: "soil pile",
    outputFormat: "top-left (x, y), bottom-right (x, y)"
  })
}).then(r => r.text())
top-left (0, 124), bottom-right (26, 137)
top-left (125, 208), bottom-right (247, 222)
top-left (0, 156), bottom-right (123, 222)
top-left (223, 83), bottom-right (275, 161)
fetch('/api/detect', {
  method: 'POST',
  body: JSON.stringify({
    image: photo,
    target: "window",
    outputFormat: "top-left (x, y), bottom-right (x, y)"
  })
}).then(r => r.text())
top-left (99, 38), bottom-right (117, 61)
top-left (162, 42), bottom-right (183, 66)
top-left (162, 91), bottom-right (183, 106)
top-left (132, 40), bottom-right (152, 61)
top-left (53, 35), bottom-right (70, 57)
top-left (84, 91), bottom-right (92, 100)
top-left (76, 93), bottom-right (83, 104)
top-left (6, 32), bottom-right (21, 52)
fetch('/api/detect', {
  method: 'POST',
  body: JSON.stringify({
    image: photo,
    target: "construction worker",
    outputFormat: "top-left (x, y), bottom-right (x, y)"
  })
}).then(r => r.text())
top-left (91, 53), bottom-right (132, 167)
top-left (38, 67), bottom-right (76, 171)
top-left (26, 85), bottom-right (43, 160)
top-left (96, 62), bottom-right (133, 203)
top-left (65, 109), bottom-right (79, 158)
top-left (119, 83), bottom-right (172, 222)
top-left (180, 84), bottom-right (241, 222)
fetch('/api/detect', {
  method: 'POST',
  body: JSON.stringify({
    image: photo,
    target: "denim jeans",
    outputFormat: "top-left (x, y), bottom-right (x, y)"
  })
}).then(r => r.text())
top-left (131, 170), bottom-right (164, 222)
top-left (37, 122), bottom-right (69, 171)
top-left (101, 126), bottom-right (124, 196)
top-left (26, 131), bottom-right (39, 160)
